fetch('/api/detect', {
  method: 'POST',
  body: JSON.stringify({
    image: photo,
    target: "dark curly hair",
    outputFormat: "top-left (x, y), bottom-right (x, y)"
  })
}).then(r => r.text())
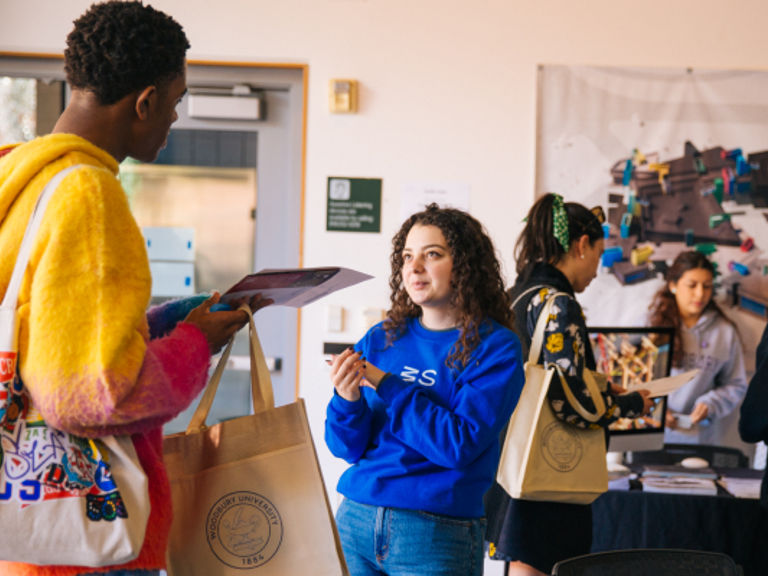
top-left (64, 1), bottom-right (190, 105)
top-left (648, 251), bottom-right (735, 367)
top-left (383, 204), bottom-right (513, 371)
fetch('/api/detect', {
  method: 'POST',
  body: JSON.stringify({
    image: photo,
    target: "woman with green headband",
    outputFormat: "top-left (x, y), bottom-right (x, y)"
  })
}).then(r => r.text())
top-left (484, 193), bottom-right (653, 576)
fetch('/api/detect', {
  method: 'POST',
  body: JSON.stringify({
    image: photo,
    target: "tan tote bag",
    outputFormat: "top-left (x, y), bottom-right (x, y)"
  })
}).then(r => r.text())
top-left (496, 291), bottom-right (608, 505)
top-left (164, 306), bottom-right (349, 575)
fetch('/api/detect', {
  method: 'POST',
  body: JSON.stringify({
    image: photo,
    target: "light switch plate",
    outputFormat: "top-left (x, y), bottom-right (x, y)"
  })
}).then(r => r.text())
top-left (328, 305), bottom-right (344, 332)
top-left (329, 79), bottom-right (358, 113)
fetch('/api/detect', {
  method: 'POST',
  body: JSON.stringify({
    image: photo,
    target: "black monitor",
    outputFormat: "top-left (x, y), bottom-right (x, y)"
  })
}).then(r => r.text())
top-left (588, 327), bottom-right (674, 453)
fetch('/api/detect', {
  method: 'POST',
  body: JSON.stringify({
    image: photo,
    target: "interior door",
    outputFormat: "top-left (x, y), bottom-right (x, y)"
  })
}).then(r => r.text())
top-left (0, 57), bottom-right (306, 431)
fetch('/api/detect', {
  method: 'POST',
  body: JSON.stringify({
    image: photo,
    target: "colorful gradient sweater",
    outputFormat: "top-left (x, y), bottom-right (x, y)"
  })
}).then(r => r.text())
top-left (0, 135), bottom-right (212, 575)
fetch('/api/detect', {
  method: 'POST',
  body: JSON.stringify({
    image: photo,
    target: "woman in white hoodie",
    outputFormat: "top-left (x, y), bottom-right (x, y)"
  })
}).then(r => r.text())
top-left (648, 251), bottom-right (747, 445)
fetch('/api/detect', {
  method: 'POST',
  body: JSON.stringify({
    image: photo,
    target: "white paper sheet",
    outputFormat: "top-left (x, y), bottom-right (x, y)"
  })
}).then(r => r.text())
top-left (400, 181), bottom-right (470, 221)
top-left (622, 369), bottom-right (699, 398)
top-left (642, 477), bottom-right (718, 496)
top-left (220, 267), bottom-right (373, 307)
top-left (718, 478), bottom-right (762, 499)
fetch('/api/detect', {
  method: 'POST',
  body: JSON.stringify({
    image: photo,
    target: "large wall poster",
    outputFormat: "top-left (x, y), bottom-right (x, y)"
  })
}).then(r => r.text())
top-left (536, 65), bottom-right (768, 456)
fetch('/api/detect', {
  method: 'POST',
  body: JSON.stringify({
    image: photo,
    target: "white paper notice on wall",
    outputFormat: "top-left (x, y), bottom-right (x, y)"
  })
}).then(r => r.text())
top-left (400, 181), bottom-right (470, 221)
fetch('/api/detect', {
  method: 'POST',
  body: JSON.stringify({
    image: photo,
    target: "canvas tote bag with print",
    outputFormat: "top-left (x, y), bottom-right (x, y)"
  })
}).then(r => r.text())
top-left (497, 289), bottom-right (608, 505)
top-left (0, 165), bottom-right (150, 566)
top-left (164, 305), bottom-right (349, 576)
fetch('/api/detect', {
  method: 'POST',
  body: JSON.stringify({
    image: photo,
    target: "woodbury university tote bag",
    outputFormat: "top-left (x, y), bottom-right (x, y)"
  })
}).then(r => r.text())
top-left (496, 290), bottom-right (608, 504)
top-left (164, 305), bottom-right (349, 575)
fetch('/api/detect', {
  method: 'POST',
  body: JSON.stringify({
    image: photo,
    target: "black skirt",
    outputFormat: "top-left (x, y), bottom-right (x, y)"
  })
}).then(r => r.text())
top-left (484, 482), bottom-right (593, 574)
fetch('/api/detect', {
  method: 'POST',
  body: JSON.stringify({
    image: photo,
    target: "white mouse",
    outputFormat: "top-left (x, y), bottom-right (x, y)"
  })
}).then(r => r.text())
top-left (680, 457), bottom-right (709, 469)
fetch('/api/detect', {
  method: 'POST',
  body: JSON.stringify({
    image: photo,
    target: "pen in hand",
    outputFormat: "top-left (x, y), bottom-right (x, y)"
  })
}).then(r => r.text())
top-left (325, 349), bottom-right (355, 365)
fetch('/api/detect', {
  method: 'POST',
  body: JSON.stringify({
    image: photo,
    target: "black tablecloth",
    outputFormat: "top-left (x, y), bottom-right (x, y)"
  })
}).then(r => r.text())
top-left (592, 485), bottom-right (768, 576)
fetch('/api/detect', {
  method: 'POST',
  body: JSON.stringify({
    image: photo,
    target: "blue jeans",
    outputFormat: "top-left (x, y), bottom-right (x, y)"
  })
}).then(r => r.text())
top-left (336, 498), bottom-right (486, 576)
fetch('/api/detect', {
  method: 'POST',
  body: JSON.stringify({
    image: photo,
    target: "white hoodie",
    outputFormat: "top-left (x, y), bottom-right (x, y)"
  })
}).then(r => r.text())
top-left (665, 309), bottom-right (748, 445)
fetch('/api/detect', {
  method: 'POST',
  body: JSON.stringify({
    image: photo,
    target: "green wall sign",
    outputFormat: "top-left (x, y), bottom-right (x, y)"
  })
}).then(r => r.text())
top-left (327, 177), bottom-right (382, 233)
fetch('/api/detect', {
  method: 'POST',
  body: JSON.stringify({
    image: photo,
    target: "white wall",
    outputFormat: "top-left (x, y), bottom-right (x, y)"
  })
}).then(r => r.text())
top-left (4, 1), bottom-right (768, 571)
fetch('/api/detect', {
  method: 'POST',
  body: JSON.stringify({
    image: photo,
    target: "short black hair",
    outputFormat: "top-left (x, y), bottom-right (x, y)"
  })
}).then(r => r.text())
top-left (64, 1), bottom-right (190, 105)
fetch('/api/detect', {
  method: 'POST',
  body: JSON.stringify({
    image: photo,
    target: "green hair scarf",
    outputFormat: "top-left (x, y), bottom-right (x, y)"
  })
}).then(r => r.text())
top-left (552, 194), bottom-right (570, 251)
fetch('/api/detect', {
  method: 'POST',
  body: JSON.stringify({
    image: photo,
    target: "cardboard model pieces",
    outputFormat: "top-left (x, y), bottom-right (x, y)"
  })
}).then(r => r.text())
top-left (605, 235), bottom-right (638, 259)
top-left (609, 143), bottom-right (743, 246)
top-left (612, 261), bottom-right (654, 285)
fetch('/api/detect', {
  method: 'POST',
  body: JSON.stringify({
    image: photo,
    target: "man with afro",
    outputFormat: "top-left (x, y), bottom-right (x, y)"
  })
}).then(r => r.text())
top-left (0, 3), bottom-right (258, 575)
top-left (58, 0), bottom-right (190, 162)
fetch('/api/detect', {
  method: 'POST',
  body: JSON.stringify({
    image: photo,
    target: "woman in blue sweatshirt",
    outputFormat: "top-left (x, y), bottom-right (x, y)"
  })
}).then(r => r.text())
top-left (325, 204), bottom-right (525, 576)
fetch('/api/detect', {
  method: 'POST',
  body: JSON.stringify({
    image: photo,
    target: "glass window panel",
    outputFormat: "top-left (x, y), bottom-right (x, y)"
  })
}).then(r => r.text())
top-left (120, 161), bottom-right (257, 302)
top-left (120, 161), bottom-right (258, 434)
top-left (0, 77), bottom-right (36, 146)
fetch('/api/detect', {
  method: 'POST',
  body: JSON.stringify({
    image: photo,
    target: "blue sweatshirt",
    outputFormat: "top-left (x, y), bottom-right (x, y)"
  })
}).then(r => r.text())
top-left (325, 317), bottom-right (524, 518)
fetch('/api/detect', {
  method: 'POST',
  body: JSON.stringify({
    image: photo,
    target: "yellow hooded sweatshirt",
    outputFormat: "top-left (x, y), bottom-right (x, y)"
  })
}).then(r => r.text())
top-left (0, 134), bottom-right (212, 575)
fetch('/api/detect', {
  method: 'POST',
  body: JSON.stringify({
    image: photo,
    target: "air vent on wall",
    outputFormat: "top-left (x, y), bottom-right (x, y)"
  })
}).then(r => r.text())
top-left (188, 85), bottom-right (264, 120)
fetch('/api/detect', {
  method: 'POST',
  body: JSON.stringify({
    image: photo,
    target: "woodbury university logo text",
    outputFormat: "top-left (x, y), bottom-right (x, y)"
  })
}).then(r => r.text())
top-left (207, 491), bottom-right (283, 569)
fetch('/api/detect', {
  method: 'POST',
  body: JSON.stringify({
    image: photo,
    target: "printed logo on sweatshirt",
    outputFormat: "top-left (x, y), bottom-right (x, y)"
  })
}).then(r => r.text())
top-left (681, 352), bottom-right (719, 373)
top-left (400, 366), bottom-right (437, 386)
top-left (540, 421), bottom-right (583, 473)
top-left (207, 491), bottom-right (283, 569)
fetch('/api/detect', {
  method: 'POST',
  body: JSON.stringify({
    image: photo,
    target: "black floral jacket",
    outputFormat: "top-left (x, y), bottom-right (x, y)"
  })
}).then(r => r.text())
top-left (512, 264), bottom-right (645, 429)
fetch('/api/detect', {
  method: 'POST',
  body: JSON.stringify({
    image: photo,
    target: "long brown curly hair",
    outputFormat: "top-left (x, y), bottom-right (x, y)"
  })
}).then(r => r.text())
top-left (648, 251), bottom-right (734, 367)
top-left (383, 203), bottom-right (513, 370)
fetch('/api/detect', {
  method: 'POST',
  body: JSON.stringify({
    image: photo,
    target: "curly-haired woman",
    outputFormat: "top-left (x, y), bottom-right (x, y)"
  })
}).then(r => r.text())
top-left (484, 193), bottom-right (653, 576)
top-left (325, 204), bottom-right (525, 576)
top-left (648, 251), bottom-right (747, 445)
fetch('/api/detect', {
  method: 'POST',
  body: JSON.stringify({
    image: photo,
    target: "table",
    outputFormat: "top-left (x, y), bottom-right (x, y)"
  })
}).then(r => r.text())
top-left (592, 474), bottom-right (768, 576)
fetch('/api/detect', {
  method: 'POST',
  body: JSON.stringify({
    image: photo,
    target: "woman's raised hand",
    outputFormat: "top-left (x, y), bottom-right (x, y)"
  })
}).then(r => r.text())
top-left (666, 410), bottom-right (678, 430)
top-left (330, 349), bottom-right (366, 402)
top-left (689, 403), bottom-right (709, 425)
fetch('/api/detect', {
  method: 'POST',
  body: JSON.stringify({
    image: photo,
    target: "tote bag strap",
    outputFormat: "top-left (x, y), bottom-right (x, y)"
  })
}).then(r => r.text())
top-left (0, 164), bottom-right (87, 311)
top-left (510, 284), bottom-right (548, 310)
top-left (529, 291), bottom-right (607, 422)
top-left (186, 304), bottom-right (275, 433)
top-left (528, 290), bottom-right (565, 365)
top-left (556, 366), bottom-right (606, 423)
